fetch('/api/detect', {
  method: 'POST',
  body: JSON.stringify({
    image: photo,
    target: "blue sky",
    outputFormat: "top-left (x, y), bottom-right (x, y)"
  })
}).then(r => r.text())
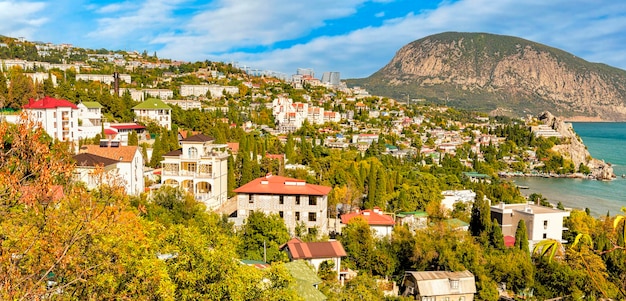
top-left (1, 0), bottom-right (626, 79)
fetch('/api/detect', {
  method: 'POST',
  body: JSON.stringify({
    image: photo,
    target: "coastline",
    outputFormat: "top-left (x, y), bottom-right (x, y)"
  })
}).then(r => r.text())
top-left (498, 171), bottom-right (612, 181)
top-left (563, 116), bottom-right (612, 122)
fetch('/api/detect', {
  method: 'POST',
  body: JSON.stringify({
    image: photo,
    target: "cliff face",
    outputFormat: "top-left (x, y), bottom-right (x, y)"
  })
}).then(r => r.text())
top-left (537, 111), bottom-right (614, 180)
top-left (354, 32), bottom-right (626, 120)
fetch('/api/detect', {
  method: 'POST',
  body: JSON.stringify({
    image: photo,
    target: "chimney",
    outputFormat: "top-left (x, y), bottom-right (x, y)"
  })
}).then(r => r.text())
top-left (113, 72), bottom-right (120, 97)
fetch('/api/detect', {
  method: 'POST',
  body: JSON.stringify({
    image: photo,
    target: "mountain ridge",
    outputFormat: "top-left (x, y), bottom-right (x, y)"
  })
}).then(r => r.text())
top-left (347, 32), bottom-right (626, 120)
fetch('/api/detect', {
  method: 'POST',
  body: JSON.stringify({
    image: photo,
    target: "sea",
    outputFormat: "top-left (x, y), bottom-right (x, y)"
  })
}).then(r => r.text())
top-left (512, 122), bottom-right (626, 217)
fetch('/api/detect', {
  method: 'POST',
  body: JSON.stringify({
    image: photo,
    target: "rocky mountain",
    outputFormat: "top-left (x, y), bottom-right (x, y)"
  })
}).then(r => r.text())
top-left (347, 32), bottom-right (626, 120)
top-left (537, 111), bottom-right (614, 180)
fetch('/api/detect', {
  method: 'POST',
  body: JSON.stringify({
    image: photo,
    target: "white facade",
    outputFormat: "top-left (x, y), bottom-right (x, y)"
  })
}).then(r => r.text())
top-left (76, 73), bottom-right (131, 85)
top-left (180, 84), bottom-right (239, 98)
top-left (132, 98), bottom-right (172, 130)
top-left (160, 135), bottom-right (229, 209)
top-left (491, 203), bottom-right (571, 250)
top-left (23, 97), bottom-right (79, 144)
top-left (77, 102), bottom-right (103, 140)
top-left (80, 144), bottom-right (145, 195)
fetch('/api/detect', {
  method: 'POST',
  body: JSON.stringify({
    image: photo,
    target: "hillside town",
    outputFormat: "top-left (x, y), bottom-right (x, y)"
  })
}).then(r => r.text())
top-left (0, 37), bottom-right (624, 300)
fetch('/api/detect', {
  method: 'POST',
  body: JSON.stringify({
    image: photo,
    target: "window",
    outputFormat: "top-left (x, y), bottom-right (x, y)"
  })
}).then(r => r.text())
top-left (295, 212), bottom-right (300, 221)
top-left (543, 233), bottom-right (547, 239)
top-left (295, 196), bottom-right (300, 205)
top-left (279, 211), bottom-right (284, 218)
top-left (421, 297), bottom-right (434, 301)
top-left (308, 212), bottom-right (317, 222)
top-left (544, 220), bottom-right (548, 229)
top-left (450, 280), bottom-right (459, 289)
top-left (279, 195), bottom-right (284, 205)
top-left (309, 196), bottom-right (317, 206)
top-left (188, 147), bottom-right (198, 158)
top-left (248, 195), bottom-right (253, 203)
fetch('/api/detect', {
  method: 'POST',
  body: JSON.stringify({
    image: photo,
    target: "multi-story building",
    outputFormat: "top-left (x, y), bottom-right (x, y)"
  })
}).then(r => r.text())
top-left (160, 134), bottom-right (229, 209)
top-left (320, 71), bottom-right (340, 86)
top-left (80, 143), bottom-right (145, 195)
top-left (23, 96), bottom-right (79, 144)
top-left (179, 84), bottom-right (239, 98)
top-left (490, 203), bottom-right (570, 250)
top-left (77, 101), bottom-right (103, 140)
top-left (234, 174), bottom-right (331, 236)
top-left (132, 98), bottom-right (172, 130)
top-left (76, 73), bottom-right (131, 85)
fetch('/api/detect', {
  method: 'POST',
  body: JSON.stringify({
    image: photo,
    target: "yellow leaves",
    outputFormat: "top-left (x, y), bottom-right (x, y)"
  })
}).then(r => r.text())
top-left (533, 239), bottom-right (564, 263)
top-left (613, 207), bottom-right (626, 244)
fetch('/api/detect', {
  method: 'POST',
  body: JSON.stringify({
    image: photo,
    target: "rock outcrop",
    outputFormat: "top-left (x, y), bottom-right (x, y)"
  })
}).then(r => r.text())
top-left (349, 32), bottom-right (626, 120)
top-left (537, 111), bottom-right (614, 180)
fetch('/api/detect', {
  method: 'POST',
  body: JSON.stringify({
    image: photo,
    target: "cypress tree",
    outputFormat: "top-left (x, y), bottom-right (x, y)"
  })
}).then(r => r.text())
top-left (489, 218), bottom-right (505, 250)
top-left (227, 155), bottom-right (236, 196)
top-left (514, 219), bottom-right (529, 253)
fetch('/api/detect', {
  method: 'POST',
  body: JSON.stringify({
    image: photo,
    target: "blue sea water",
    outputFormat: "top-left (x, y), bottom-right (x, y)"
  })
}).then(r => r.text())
top-left (512, 122), bottom-right (626, 217)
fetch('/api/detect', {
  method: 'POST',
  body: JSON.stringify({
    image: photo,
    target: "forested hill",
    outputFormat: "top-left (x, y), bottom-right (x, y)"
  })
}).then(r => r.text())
top-left (346, 32), bottom-right (626, 120)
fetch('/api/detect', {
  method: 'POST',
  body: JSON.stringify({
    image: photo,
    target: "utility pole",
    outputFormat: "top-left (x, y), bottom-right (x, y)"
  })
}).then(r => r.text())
top-left (263, 240), bottom-right (267, 263)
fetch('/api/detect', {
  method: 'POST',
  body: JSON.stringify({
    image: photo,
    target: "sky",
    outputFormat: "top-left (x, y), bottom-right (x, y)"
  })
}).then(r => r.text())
top-left (1, 0), bottom-right (626, 79)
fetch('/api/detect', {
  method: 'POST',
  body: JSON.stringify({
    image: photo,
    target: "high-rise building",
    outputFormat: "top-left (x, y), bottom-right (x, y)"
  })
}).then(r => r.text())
top-left (321, 71), bottom-right (341, 86)
top-left (296, 68), bottom-right (315, 77)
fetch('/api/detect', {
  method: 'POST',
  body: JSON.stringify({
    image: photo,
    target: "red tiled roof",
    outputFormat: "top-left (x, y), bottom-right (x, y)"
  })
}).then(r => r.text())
top-left (227, 142), bottom-right (239, 153)
top-left (233, 175), bottom-right (331, 196)
top-left (103, 129), bottom-right (118, 135)
top-left (340, 208), bottom-right (396, 226)
top-left (81, 145), bottom-right (139, 162)
top-left (23, 96), bottom-right (77, 109)
top-left (281, 237), bottom-right (347, 260)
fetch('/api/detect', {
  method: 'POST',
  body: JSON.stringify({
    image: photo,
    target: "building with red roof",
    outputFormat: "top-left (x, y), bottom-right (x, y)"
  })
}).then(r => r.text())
top-left (23, 96), bottom-right (79, 143)
top-left (340, 207), bottom-right (396, 237)
top-left (280, 237), bottom-right (346, 280)
top-left (234, 174), bottom-right (331, 236)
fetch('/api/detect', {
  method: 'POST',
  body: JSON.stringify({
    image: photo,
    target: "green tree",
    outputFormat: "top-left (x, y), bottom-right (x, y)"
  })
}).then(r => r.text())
top-left (238, 211), bottom-right (290, 263)
top-left (514, 219), bottom-right (530, 253)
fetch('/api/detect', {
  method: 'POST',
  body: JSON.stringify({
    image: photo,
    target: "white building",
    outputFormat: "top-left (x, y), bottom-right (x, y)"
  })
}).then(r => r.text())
top-left (23, 96), bottom-right (79, 144)
top-left (80, 144), bottom-right (145, 195)
top-left (340, 207), bottom-right (396, 237)
top-left (441, 190), bottom-right (476, 213)
top-left (160, 134), bottom-right (229, 209)
top-left (164, 99), bottom-right (202, 110)
top-left (76, 73), bottom-right (131, 85)
top-left (77, 101), bottom-right (103, 140)
top-left (132, 98), bottom-right (172, 130)
top-left (234, 174), bottom-right (331, 236)
top-left (490, 203), bottom-right (570, 250)
top-left (179, 84), bottom-right (239, 98)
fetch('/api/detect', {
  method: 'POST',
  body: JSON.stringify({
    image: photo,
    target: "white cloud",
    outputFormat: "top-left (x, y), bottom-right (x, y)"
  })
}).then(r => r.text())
top-left (0, 1), bottom-right (47, 39)
top-left (204, 0), bottom-right (626, 78)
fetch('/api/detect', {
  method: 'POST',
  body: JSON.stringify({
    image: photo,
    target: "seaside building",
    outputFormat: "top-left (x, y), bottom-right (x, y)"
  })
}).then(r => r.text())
top-left (490, 203), bottom-right (570, 250)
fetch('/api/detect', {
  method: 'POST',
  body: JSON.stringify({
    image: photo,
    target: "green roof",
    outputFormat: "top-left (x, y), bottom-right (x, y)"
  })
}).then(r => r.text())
top-left (81, 101), bottom-right (103, 109)
top-left (444, 218), bottom-right (469, 228)
top-left (397, 211), bottom-right (429, 218)
top-left (132, 98), bottom-right (172, 110)
top-left (284, 261), bottom-right (326, 301)
top-left (463, 172), bottom-right (490, 178)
